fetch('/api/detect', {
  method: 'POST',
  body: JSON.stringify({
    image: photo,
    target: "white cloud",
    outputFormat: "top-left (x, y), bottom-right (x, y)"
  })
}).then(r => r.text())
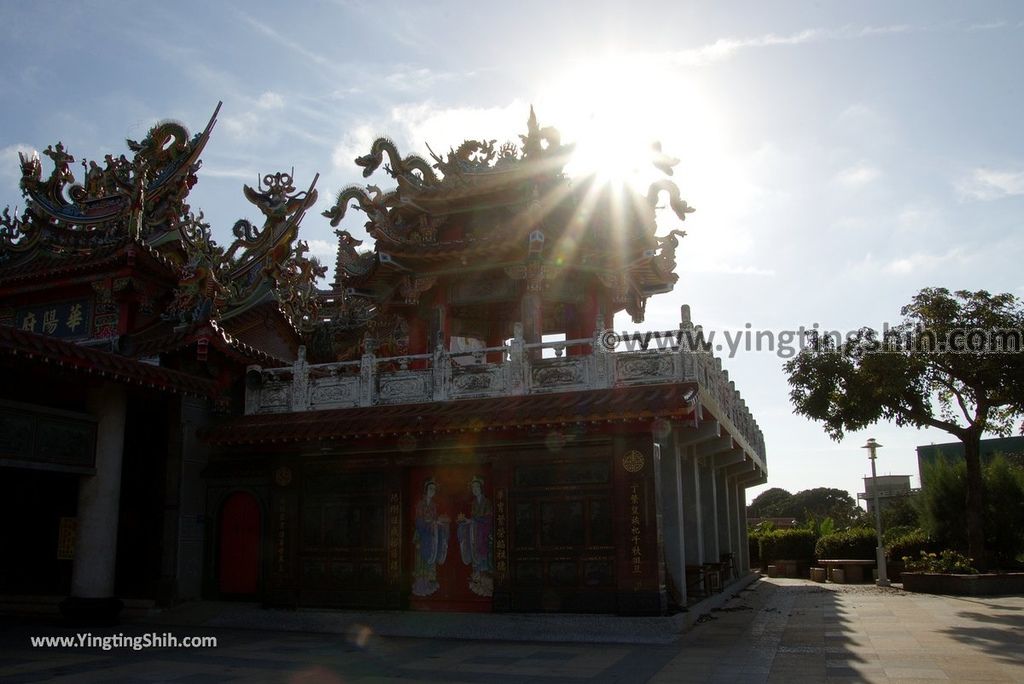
top-left (884, 247), bottom-right (969, 274)
top-left (238, 13), bottom-right (333, 70)
top-left (221, 112), bottom-right (259, 140)
top-left (834, 163), bottom-right (880, 188)
top-left (687, 261), bottom-right (777, 276)
top-left (331, 123), bottom-right (377, 171)
top-left (257, 91), bottom-right (284, 110)
top-left (200, 166), bottom-right (259, 180)
top-left (967, 20), bottom-right (1007, 31)
top-left (0, 143), bottom-right (35, 183)
top-left (667, 24), bottom-right (917, 66)
top-left (305, 238), bottom-right (336, 261)
top-left (383, 67), bottom-right (455, 93)
top-left (391, 100), bottom-right (530, 157)
top-left (956, 168), bottom-right (1024, 201)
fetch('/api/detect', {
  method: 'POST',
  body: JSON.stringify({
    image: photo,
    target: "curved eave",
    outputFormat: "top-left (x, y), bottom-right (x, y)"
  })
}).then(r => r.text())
top-left (0, 325), bottom-right (218, 397)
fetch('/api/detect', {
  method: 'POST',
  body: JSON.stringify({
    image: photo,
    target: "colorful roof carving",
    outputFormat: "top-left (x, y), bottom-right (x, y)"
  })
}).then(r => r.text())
top-left (1, 104), bottom-right (328, 362)
top-left (321, 108), bottom-right (694, 325)
top-left (3, 104), bottom-right (222, 264)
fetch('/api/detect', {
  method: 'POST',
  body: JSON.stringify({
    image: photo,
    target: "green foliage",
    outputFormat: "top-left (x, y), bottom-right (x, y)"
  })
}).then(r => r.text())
top-left (814, 528), bottom-right (877, 560)
top-left (758, 529), bottom-right (817, 562)
top-left (880, 497), bottom-right (920, 531)
top-left (751, 520), bottom-right (777, 535)
top-left (751, 487), bottom-right (862, 527)
top-left (882, 525), bottom-right (918, 547)
top-left (918, 454), bottom-right (1024, 569)
top-left (886, 528), bottom-right (936, 561)
top-left (802, 515), bottom-right (835, 538)
top-left (747, 488), bottom-right (792, 518)
top-left (902, 550), bottom-right (978, 574)
top-left (783, 288), bottom-right (1024, 567)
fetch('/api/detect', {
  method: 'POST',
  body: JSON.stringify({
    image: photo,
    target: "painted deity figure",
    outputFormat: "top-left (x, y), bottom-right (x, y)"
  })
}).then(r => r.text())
top-left (457, 476), bottom-right (494, 597)
top-left (412, 479), bottom-right (449, 596)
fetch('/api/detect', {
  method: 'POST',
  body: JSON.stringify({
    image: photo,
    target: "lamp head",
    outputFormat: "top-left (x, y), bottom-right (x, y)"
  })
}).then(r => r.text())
top-left (861, 437), bottom-right (882, 458)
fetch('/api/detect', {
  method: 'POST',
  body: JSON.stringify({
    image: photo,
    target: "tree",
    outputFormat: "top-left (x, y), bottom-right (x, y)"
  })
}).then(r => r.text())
top-left (775, 487), bottom-right (862, 527)
top-left (747, 487), bottom-right (792, 518)
top-left (917, 455), bottom-right (1024, 568)
top-left (784, 288), bottom-right (1024, 568)
top-left (879, 496), bottom-right (920, 532)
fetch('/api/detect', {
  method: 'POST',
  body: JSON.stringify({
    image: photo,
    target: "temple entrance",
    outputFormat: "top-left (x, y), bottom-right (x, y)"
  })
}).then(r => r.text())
top-left (407, 465), bottom-right (493, 612)
top-left (218, 491), bottom-right (261, 595)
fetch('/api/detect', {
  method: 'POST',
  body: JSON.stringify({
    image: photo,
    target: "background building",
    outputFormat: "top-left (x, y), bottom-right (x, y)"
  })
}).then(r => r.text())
top-left (857, 474), bottom-right (915, 514)
top-left (917, 437), bottom-right (1024, 488)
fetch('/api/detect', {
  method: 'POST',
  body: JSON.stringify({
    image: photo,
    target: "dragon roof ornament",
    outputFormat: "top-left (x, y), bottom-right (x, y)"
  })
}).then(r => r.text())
top-left (0, 103), bottom-right (222, 264)
top-left (322, 109), bottom-right (696, 318)
top-left (165, 170), bottom-right (324, 332)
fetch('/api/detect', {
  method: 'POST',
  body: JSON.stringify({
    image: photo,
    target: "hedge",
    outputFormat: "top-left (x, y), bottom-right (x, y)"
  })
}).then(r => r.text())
top-left (759, 529), bottom-right (816, 561)
top-left (814, 528), bottom-right (876, 560)
top-left (886, 529), bottom-right (937, 562)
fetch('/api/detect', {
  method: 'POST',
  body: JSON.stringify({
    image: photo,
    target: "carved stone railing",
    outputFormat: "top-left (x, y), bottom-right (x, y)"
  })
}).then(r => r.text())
top-left (245, 320), bottom-right (766, 464)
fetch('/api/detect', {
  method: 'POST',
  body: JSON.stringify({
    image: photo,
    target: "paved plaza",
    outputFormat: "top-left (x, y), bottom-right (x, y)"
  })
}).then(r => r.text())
top-left (1, 578), bottom-right (1022, 683)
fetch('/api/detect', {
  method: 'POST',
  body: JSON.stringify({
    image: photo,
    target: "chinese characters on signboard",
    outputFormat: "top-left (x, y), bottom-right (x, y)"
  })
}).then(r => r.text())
top-left (388, 492), bottom-right (401, 581)
top-left (16, 300), bottom-right (93, 339)
top-left (630, 483), bottom-right (642, 577)
top-left (495, 488), bottom-right (507, 582)
top-left (57, 517), bottom-right (76, 560)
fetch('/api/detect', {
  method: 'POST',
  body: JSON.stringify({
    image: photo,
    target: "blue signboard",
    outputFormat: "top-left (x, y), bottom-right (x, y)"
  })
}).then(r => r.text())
top-left (15, 299), bottom-right (93, 339)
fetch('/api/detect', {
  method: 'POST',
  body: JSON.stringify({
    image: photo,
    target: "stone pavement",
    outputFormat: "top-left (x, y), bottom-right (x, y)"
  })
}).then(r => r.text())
top-left (0, 578), bottom-right (1021, 683)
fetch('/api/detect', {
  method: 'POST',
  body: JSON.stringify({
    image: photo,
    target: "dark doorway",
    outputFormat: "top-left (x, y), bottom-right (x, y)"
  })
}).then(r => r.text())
top-left (218, 491), bottom-right (261, 595)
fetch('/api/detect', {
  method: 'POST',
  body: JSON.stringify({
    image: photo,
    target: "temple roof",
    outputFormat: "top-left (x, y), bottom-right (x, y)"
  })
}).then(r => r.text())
top-left (0, 325), bottom-right (218, 397)
top-left (322, 109), bottom-right (694, 324)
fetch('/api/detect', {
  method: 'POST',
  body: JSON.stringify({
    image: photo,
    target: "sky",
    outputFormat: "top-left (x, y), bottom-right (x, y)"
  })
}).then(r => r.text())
top-left (2, 1), bottom-right (1022, 505)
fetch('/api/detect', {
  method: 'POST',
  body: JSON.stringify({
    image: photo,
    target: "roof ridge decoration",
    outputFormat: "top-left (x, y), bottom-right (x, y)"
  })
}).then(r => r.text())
top-left (165, 170), bottom-right (324, 332)
top-left (0, 102), bottom-right (222, 264)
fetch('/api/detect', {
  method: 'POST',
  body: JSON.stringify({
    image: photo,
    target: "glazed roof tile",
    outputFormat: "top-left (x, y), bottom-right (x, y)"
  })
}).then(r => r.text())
top-left (0, 239), bottom-right (177, 287)
top-left (0, 325), bottom-right (218, 397)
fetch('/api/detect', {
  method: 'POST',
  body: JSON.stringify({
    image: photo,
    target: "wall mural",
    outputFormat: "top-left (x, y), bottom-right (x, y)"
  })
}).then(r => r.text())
top-left (411, 473), bottom-right (494, 600)
top-left (457, 476), bottom-right (494, 597)
top-left (412, 479), bottom-right (449, 596)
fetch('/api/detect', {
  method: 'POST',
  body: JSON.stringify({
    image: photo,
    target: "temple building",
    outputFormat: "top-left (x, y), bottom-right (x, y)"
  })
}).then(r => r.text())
top-left (0, 105), bottom-right (766, 619)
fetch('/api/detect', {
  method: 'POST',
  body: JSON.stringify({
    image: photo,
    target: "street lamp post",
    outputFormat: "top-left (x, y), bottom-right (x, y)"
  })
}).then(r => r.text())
top-left (862, 438), bottom-right (890, 587)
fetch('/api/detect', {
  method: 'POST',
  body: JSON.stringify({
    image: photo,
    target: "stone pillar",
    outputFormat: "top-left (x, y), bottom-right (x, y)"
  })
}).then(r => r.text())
top-left (729, 478), bottom-right (742, 575)
top-left (716, 468), bottom-right (731, 563)
top-left (699, 459), bottom-right (719, 562)
top-left (159, 396), bottom-right (210, 603)
top-left (680, 444), bottom-right (703, 566)
top-left (737, 485), bottom-right (751, 573)
top-left (659, 435), bottom-right (687, 606)
top-left (63, 383), bottom-right (127, 622)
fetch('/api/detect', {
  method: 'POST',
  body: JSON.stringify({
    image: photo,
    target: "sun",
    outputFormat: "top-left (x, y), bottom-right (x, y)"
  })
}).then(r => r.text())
top-left (538, 55), bottom-right (722, 191)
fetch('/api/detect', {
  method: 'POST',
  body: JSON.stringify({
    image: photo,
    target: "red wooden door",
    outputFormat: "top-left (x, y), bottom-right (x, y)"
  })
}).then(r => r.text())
top-left (219, 491), bottom-right (261, 595)
top-left (408, 466), bottom-right (493, 612)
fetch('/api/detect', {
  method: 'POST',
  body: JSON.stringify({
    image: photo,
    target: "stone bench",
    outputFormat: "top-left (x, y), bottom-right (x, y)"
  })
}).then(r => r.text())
top-left (818, 559), bottom-right (876, 584)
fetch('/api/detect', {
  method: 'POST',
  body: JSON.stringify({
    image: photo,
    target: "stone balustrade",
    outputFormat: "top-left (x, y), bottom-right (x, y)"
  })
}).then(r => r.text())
top-left (244, 321), bottom-right (766, 464)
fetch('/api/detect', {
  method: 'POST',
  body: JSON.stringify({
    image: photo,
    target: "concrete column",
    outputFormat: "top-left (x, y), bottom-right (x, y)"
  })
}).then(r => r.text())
top-left (680, 444), bottom-right (703, 566)
top-left (699, 459), bottom-right (719, 562)
top-left (65, 383), bottom-right (127, 621)
top-left (659, 436), bottom-right (687, 605)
